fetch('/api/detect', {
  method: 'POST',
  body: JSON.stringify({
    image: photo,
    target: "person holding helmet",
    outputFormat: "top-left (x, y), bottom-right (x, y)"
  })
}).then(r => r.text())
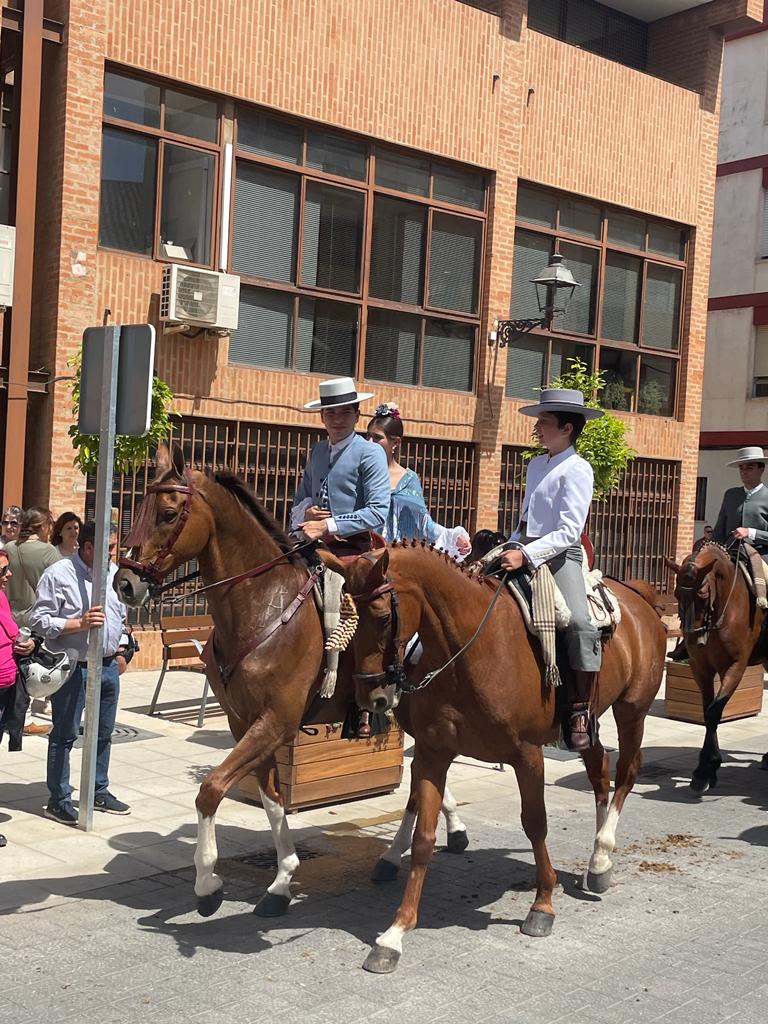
top-left (30, 521), bottom-right (129, 826)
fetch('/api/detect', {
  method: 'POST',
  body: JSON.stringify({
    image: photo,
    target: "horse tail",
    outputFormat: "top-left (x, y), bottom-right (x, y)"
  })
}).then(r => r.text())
top-left (616, 578), bottom-right (665, 618)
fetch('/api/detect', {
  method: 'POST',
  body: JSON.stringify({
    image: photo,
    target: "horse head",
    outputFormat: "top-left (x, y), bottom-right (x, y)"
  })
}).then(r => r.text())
top-left (665, 545), bottom-right (723, 639)
top-left (345, 546), bottom-right (421, 714)
top-left (115, 443), bottom-right (213, 607)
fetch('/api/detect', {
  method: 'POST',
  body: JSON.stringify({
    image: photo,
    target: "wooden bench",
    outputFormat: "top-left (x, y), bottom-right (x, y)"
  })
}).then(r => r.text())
top-left (149, 614), bottom-right (214, 728)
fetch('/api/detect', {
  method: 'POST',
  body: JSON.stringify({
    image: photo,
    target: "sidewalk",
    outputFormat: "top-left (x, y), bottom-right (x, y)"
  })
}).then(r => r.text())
top-left (2, 665), bottom-right (767, 910)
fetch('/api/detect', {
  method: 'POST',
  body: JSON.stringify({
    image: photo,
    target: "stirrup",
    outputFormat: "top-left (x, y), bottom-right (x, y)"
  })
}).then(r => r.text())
top-left (566, 704), bottom-right (595, 751)
top-left (356, 710), bottom-right (372, 739)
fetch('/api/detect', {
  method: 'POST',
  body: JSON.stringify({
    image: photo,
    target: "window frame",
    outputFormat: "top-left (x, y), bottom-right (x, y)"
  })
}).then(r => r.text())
top-left (508, 182), bottom-right (688, 417)
top-left (99, 66), bottom-right (223, 269)
top-left (228, 109), bottom-right (488, 394)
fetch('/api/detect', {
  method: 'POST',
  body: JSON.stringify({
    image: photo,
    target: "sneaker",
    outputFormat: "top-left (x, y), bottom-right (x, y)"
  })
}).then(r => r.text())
top-left (94, 792), bottom-right (131, 815)
top-left (44, 802), bottom-right (78, 826)
top-left (23, 722), bottom-right (51, 737)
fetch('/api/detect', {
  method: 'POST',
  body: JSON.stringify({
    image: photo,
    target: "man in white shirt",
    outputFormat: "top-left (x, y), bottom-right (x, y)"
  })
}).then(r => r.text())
top-left (500, 389), bottom-right (603, 751)
top-left (712, 446), bottom-right (768, 556)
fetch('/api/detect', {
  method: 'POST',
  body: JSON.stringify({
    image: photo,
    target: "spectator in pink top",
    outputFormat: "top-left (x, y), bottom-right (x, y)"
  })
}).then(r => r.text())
top-left (0, 547), bottom-right (35, 847)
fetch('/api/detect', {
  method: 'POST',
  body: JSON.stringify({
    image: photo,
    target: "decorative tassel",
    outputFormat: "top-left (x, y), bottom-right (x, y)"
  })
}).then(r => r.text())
top-left (546, 665), bottom-right (562, 688)
top-left (321, 592), bottom-right (359, 698)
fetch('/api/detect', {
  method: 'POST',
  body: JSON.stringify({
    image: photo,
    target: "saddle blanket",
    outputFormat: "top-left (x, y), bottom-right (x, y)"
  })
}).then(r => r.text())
top-left (480, 544), bottom-right (621, 687)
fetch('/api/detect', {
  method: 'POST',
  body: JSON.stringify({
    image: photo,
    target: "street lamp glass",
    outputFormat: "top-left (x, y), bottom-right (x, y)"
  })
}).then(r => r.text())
top-left (531, 253), bottom-right (580, 318)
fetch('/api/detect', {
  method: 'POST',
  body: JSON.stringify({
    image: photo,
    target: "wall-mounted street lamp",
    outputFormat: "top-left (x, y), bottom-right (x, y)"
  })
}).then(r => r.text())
top-left (490, 253), bottom-right (581, 348)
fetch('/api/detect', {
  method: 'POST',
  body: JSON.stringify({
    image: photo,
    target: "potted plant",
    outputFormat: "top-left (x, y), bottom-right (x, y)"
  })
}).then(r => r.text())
top-left (638, 378), bottom-right (665, 416)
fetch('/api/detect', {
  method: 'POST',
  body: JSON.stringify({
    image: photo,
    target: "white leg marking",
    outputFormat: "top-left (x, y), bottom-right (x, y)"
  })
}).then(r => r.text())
top-left (382, 809), bottom-right (416, 868)
top-left (194, 811), bottom-right (223, 897)
top-left (259, 789), bottom-right (299, 898)
top-left (589, 803), bottom-right (620, 875)
top-left (441, 784), bottom-right (467, 837)
top-left (376, 923), bottom-right (406, 954)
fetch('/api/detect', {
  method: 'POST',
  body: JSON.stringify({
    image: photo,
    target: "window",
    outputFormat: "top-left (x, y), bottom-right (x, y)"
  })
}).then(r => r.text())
top-left (230, 108), bottom-right (487, 391)
top-left (506, 183), bottom-right (688, 416)
top-left (99, 69), bottom-right (219, 264)
top-left (694, 477), bottom-right (707, 522)
top-left (528, 0), bottom-right (647, 73)
top-left (753, 327), bottom-right (768, 397)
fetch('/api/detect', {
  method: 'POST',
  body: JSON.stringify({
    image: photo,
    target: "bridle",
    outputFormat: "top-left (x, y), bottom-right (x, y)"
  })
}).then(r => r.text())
top-left (350, 551), bottom-right (510, 695)
top-left (118, 469), bottom-right (196, 589)
top-left (677, 540), bottom-right (744, 645)
top-left (118, 469), bottom-right (318, 600)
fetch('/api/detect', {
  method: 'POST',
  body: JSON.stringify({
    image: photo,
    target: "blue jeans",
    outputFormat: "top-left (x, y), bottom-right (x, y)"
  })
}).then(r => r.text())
top-left (46, 660), bottom-right (120, 807)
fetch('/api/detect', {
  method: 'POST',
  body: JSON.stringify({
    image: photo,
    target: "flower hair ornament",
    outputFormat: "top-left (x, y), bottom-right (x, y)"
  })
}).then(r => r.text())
top-left (374, 402), bottom-right (400, 419)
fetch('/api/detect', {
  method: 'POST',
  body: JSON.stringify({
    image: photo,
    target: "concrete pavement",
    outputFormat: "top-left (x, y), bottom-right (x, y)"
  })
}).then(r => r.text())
top-left (1, 667), bottom-right (768, 1023)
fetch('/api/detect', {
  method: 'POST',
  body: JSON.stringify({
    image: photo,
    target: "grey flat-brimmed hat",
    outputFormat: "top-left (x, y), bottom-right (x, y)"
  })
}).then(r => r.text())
top-left (518, 388), bottom-right (604, 420)
top-left (304, 376), bottom-right (375, 410)
top-left (727, 446), bottom-right (767, 466)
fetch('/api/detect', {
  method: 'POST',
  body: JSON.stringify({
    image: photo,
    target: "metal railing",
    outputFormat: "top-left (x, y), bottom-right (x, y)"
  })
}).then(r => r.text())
top-left (87, 414), bottom-right (477, 623)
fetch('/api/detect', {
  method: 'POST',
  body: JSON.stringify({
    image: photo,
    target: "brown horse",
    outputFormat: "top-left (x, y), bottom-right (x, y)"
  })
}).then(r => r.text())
top-left (666, 541), bottom-right (767, 793)
top-left (115, 446), bottom-right (468, 918)
top-left (344, 542), bottom-right (666, 973)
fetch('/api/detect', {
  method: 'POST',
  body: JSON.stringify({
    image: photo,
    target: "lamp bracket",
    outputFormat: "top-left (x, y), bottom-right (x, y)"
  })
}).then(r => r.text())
top-left (491, 317), bottom-right (548, 348)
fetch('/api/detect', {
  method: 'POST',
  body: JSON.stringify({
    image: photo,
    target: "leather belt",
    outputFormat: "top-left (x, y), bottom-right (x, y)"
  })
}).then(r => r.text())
top-left (78, 656), bottom-right (116, 667)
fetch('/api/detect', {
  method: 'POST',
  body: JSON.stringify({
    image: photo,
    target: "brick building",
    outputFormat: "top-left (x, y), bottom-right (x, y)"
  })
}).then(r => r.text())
top-left (696, 3), bottom-right (768, 530)
top-left (1, 0), bottom-right (762, 642)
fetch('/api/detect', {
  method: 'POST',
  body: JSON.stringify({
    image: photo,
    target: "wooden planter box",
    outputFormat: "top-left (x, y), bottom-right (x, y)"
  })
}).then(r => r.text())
top-left (238, 721), bottom-right (404, 811)
top-left (665, 661), bottom-right (765, 724)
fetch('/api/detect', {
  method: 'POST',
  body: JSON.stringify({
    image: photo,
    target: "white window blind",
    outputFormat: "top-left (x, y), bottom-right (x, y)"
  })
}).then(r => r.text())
top-left (761, 191), bottom-right (768, 259)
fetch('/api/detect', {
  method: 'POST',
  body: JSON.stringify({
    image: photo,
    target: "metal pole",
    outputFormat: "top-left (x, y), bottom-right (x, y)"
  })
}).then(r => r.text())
top-left (78, 325), bottom-right (120, 832)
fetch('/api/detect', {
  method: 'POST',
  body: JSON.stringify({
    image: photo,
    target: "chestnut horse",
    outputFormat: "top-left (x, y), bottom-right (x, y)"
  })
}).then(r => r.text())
top-left (666, 541), bottom-right (767, 793)
top-left (344, 542), bottom-right (666, 973)
top-left (115, 446), bottom-right (468, 919)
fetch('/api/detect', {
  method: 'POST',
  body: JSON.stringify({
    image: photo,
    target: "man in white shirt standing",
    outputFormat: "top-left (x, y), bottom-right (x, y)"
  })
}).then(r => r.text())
top-left (30, 521), bottom-right (130, 825)
top-left (500, 389), bottom-right (604, 751)
top-left (712, 446), bottom-right (768, 556)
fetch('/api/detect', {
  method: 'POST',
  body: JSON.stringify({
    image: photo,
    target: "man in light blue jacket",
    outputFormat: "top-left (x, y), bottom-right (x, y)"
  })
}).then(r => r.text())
top-left (291, 377), bottom-right (390, 554)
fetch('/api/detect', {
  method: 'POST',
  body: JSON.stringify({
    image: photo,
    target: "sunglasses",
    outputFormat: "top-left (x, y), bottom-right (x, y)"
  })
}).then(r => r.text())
top-left (0, 565), bottom-right (10, 578)
top-left (2, 519), bottom-right (18, 527)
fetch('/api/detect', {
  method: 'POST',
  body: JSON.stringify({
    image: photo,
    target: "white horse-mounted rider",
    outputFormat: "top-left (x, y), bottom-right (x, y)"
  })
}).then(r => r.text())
top-left (713, 446), bottom-right (768, 557)
top-left (500, 388), bottom-right (603, 751)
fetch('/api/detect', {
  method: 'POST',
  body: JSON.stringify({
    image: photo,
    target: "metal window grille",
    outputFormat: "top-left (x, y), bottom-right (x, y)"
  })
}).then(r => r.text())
top-left (498, 446), bottom-right (680, 591)
top-left (528, 0), bottom-right (647, 73)
top-left (694, 477), bottom-right (707, 523)
top-left (88, 416), bottom-right (477, 624)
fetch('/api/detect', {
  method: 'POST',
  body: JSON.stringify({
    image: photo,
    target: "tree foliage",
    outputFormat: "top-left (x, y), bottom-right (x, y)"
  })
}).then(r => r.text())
top-left (67, 352), bottom-right (176, 476)
top-left (523, 358), bottom-right (636, 498)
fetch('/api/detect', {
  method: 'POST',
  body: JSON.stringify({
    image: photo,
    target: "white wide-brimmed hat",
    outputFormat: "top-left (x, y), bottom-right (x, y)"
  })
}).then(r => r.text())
top-left (518, 388), bottom-right (604, 421)
top-left (304, 376), bottom-right (375, 411)
top-left (727, 446), bottom-right (767, 466)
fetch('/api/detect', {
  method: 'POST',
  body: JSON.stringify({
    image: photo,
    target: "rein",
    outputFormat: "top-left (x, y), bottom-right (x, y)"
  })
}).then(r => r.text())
top-left (679, 540), bottom-right (744, 642)
top-left (352, 554), bottom-right (510, 694)
top-left (119, 469), bottom-right (317, 598)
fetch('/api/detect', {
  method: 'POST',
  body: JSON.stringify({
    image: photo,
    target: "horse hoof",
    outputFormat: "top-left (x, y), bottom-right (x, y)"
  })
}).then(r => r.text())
top-left (690, 776), bottom-right (711, 796)
top-left (446, 829), bottom-right (469, 854)
top-left (196, 889), bottom-right (223, 918)
top-left (362, 946), bottom-right (401, 973)
top-left (520, 909), bottom-right (555, 938)
top-left (253, 891), bottom-right (291, 917)
top-left (371, 859), bottom-right (399, 883)
top-left (586, 868), bottom-right (612, 894)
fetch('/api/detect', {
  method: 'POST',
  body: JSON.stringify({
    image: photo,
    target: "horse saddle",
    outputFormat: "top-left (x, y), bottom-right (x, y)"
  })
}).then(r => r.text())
top-left (479, 543), bottom-right (621, 637)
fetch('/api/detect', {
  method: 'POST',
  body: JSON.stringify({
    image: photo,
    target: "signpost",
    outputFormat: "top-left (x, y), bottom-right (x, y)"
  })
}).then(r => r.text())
top-left (77, 323), bottom-right (155, 831)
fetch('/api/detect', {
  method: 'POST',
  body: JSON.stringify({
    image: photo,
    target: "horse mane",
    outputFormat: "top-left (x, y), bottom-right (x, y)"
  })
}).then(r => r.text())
top-left (390, 538), bottom-right (476, 578)
top-left (211, 470), bottom-right (305, 564)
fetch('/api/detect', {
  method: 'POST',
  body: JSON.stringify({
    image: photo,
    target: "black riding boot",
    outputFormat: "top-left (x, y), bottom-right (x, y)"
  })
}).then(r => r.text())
top-left (566, 671), bottom-right (598, 752)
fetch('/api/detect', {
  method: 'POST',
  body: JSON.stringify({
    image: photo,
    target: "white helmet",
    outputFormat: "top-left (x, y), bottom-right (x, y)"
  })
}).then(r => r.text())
top-left (21, 645), bottom-right (78, 699)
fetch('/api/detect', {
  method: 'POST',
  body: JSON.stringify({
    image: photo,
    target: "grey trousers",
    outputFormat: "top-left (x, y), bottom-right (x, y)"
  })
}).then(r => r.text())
top-left (523, 538), bottom-right (602, 673)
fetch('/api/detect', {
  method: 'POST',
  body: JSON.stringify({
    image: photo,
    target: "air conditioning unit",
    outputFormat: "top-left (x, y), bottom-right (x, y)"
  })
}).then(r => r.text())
top-left (160, 264), bottom-right (240, 331)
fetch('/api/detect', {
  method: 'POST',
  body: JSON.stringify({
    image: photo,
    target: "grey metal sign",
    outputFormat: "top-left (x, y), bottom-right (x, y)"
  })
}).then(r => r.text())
top-left (78, 323), bottom-right (155, 436)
